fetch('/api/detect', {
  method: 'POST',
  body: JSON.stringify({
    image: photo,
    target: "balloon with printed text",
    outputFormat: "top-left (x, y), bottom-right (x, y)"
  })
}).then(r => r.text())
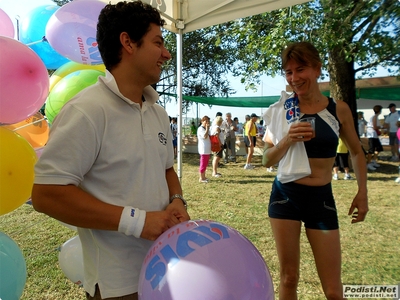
top-left (0, 36), bottom-right (49, 124)
top-left (138, 219), bottom-right (274, 300)
top-left (45, 0), bottom-right (105, 65)
top-left (19, 5), bottom-right (69, 69)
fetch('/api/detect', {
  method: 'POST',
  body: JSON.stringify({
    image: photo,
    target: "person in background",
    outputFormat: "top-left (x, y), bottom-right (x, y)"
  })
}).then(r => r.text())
top-left (190, 121), bottom-right (197, 135)
top-left (243, 114), bottom-right (251, 159)
top-left (244, 113), bottom-right (259, 169)
top-left (221, 112), bottom-right (238, 163)
top-left (366, 105), bottom-right (383, 171)
top-left (384, 103), bottom-right (400, 162)
top-left (170, 117), bottom-right (178, 158)
top-left (357, 111), bottom-right (367, 137)
top-left (197, 115), bottom-right (211, 183)
top-left (257, 119), bottom-right (266, 137)
top-left (31, 2), bottom-right (190, 300)
top-left (263, 41), bottom-right (368, 300)
top-left (234, 117), bottom-right (243, 136)
top-left (210, 116), bottom-right (224, 177)
top-left (332, 138), bottom-right (353, 180)
top-left (395, 118), bottom-right (400, 183)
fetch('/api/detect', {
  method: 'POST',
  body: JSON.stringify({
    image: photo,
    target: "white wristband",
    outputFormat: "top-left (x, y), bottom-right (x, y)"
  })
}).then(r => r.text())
top-left (118, 206), bottom-right (146, 238)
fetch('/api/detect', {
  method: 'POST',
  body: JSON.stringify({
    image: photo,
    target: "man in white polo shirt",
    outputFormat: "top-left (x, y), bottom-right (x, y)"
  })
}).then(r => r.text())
top-left (384, 103), bottom-right (400, 161)
top-left (31, 2), bottom-right (190, 299)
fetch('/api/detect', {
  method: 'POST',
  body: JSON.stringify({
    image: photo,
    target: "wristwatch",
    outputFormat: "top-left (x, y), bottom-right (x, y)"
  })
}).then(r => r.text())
top-left (169, 194), bottom-right (187, 210)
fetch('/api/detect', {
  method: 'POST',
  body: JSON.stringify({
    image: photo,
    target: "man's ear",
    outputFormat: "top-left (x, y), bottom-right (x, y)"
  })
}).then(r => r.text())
top-left (120, 32), bottom-right (134, 53)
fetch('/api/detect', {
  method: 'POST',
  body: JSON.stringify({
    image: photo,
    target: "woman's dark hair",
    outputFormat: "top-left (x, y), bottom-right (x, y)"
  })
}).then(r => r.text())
top-left (97, 1), bottom-right (166, 70)
top-left (281, 41), bottom-right (322, 70)
top-left (201, 116), bottom-right (210, 122)
top-left (373, 105), bottom-right (382, 113)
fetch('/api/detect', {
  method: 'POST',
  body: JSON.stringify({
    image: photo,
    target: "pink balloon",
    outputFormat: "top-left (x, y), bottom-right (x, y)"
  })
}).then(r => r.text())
top-left (0, 36), bottom-right (49, 124)
top-left (0, 8), bottom-right (15, 38)
top-left (45, 0), bottom-right (105, 65)
top-left (139, 220), bottom-right (274, 300)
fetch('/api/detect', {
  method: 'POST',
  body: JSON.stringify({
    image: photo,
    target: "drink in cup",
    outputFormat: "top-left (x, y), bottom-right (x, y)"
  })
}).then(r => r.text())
top-left (300, 117), bottom-right (315, 138)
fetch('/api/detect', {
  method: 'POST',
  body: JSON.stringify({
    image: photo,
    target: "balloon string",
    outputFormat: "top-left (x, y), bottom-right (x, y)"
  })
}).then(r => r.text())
top-left (25, 36), bottom-right (47, 47)
top-left (6, 218), bottom-right (46, 237)
top-left (11, 118), bottom-right (47, 131)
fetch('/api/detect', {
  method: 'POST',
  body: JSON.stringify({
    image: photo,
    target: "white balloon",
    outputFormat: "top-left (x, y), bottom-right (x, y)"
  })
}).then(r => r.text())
top-left (58, 236), bottom-right (84, 286)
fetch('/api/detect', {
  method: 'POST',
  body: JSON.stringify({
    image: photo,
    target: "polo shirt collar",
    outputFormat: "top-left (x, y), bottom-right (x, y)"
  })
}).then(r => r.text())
top-left (99, 70), bottom-right (159, 106)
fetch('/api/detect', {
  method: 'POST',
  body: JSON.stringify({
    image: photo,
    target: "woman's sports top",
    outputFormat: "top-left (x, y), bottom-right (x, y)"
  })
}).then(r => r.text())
top-left (301, 97), bottom-right (341, 158)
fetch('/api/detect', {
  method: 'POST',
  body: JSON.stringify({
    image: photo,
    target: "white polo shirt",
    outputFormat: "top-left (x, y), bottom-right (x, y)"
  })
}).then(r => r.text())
top-left (34, 71), bottom-right (174, 298)
top-left (385, 110), bottom-right (400, 133)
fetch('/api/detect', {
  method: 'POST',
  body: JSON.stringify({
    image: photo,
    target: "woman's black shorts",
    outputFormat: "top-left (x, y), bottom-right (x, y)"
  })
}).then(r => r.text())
top-left (269, 178), bottom-right (339, 230)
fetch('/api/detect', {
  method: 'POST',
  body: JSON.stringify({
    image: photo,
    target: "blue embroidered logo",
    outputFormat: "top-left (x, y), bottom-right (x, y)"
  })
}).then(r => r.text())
top-left (130, 209), bottom-right (135, 217)
top-left (284, 95), bottom-right (300, 124)
top-left (158, 132), bottom-right (167, 145)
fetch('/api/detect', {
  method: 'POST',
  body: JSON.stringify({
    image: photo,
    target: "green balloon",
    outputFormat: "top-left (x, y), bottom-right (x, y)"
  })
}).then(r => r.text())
top-left (45, 69), bottom-right (104, 124)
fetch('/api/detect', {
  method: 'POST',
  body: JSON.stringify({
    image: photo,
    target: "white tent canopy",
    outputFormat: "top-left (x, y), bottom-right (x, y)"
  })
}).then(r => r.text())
top-left (111, 0), bottom-right (311, 179)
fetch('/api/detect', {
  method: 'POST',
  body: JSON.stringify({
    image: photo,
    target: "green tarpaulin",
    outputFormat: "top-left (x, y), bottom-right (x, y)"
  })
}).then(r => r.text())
top-left (162, 86), bottom-right (399, 108)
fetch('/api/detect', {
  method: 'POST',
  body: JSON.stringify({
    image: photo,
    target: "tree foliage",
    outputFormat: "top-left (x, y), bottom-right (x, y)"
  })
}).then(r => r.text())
top-left (228, 0), bottom-right (400, 115)
top-left (51, 0), bottom-right (399, 116)
top-left (159, 24), bottom-right (238, 113)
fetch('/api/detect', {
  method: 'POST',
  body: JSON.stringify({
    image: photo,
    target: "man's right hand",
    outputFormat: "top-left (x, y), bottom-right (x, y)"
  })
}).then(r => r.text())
top-left (140, 211), bottom-right (180, 241)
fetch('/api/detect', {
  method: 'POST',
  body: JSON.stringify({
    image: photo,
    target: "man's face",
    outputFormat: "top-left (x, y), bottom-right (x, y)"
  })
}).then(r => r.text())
top-left (226, 114), bottom-right (232, 120)
top-left (390, 106), bottom-right (396, 113)
top-left (132, 23), bottom-right (171, 85)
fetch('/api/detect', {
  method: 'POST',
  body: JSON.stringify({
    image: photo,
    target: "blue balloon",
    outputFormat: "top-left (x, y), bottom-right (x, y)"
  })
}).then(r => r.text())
top-left (20, 5), bottom-right (69, 69)
top-left (0, 232), bottom-right (27, 300)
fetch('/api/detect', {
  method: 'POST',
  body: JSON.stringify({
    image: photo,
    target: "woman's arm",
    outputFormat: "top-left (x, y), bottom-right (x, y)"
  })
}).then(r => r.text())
top-left (337, 100), bottom-right (369, 223)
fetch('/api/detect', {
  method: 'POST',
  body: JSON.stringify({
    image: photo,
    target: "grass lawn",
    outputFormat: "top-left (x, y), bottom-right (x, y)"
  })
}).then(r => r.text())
top-left (1, 152), bottom-right (399, 299)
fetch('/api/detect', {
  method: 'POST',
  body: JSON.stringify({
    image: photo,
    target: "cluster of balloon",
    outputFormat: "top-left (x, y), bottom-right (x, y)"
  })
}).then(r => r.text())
top-left (138, 220), bottom-right (275, 300)
top-left (58, 236), bottom-right (84, 287)
top-left (45, 0), bottom-right (106, 65)
top-left (0, 8), bottom-right (14, 38)
top-left (45, 69), bottom-right (105, 124)
top-left (19, 5), bottom-right (70, 70)
top-left (0, 2), bottom-right (109, 297)
top-left (0, 232), bottom-right (27, 300)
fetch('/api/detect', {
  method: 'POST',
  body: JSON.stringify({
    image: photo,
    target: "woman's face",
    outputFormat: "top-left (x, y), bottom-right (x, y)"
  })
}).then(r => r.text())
top-left (284, 59), bottom-right (321, 97)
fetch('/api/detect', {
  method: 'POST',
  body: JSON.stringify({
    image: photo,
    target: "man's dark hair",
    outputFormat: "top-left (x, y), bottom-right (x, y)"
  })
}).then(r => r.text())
top-left (97, 1), bottom-right (166, 71)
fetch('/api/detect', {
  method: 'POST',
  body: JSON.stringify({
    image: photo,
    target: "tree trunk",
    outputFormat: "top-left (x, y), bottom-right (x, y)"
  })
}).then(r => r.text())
top-left (327, 48), bottom-right (359, 133)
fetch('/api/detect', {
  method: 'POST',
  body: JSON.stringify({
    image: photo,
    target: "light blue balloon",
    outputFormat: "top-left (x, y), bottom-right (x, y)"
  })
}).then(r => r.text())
top-left (0, 232), bottom-right (27, 300)
top-left (19, 5), bottom-right (69, 69)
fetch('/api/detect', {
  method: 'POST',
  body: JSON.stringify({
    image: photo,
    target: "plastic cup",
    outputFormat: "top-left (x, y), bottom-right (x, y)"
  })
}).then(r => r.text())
top-left (300, 117), bottom-right (315, 138)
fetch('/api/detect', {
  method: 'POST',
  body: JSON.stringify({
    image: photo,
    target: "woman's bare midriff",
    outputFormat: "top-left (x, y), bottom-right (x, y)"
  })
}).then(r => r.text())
top-left (294, 157), bottom-right (336, 186)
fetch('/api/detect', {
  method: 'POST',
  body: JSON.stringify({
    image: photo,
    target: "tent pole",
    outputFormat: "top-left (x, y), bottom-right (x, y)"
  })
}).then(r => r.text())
top-left (176, 29), bottom-right (183, 183)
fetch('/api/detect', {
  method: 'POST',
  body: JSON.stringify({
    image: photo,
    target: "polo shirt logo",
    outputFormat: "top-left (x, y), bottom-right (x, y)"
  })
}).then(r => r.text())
top-left (158, 132), bottom-right (167, 145)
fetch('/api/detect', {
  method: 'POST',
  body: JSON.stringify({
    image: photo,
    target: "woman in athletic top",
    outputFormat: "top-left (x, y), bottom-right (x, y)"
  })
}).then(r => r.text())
top-left (263, 41), bottom-right (368, 300)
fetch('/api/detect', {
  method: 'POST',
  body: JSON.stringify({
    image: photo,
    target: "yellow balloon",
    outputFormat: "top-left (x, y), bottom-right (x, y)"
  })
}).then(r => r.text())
top-left (49, 62), bottom-right (106, 91)
top-left (0, 127), bottom-right (37, 215)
